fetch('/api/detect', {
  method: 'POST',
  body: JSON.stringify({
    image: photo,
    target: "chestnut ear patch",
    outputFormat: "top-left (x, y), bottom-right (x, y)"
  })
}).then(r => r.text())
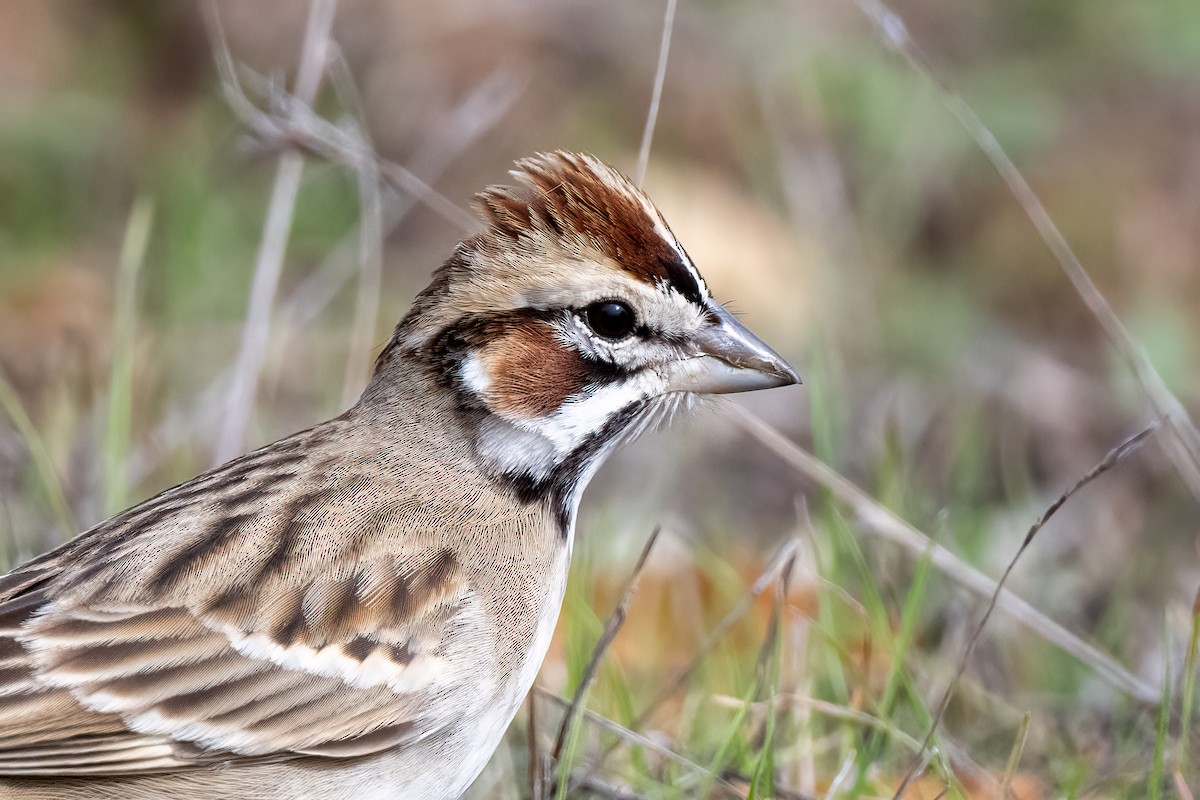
top-left (478, 322), bottom-right (592, 417)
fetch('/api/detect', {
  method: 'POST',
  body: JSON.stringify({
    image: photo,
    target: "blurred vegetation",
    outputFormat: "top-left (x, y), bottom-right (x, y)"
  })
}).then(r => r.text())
top-left (1, 1), bottom-right (1200, 797)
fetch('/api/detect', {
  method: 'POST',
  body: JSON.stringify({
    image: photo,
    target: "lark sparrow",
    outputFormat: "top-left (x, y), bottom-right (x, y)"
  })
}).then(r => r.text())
top-left (0, 152), bottom-right (797, 799)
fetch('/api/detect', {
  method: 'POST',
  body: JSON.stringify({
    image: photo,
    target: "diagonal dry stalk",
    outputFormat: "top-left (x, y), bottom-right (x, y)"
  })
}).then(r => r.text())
top-left (856, 0), bottom-right (1200, 500)
top-left (277, 65), bottom-right (524, 332)
top-left (730, 405), bottom-right (1160, 705)
top-left (891, 421), bottom-right (1159, 798)
top-left (205, 0), bottom-right (338, 465)
top-left (551, 528), bottom-right (661, 768)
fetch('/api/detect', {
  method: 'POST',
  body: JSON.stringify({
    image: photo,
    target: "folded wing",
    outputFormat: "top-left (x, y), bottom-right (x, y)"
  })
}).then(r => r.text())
top-left (0, 427), bottom-right (494, 777)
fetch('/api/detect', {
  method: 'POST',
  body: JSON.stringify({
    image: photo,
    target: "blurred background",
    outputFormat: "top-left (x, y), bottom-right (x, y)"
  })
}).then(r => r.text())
top-left (1, 1), bottom-right (1199, 796)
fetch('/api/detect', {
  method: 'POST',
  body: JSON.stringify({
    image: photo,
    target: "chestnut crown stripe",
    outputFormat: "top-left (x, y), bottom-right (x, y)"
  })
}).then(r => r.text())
top-left (474, 153), bottom-right (708, 307)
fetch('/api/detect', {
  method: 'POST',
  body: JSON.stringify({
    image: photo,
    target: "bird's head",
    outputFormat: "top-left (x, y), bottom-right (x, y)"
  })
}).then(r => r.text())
top-left (377, 151), bottom-right (798, 525)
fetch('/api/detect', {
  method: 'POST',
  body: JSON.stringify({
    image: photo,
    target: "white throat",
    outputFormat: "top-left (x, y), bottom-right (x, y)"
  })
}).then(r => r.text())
top-left (464, 353), bottom-right (666, 483)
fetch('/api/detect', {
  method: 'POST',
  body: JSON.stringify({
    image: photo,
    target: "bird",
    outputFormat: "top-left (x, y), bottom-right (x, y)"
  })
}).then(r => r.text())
top-left (0, 151), bottom-right (798, 799)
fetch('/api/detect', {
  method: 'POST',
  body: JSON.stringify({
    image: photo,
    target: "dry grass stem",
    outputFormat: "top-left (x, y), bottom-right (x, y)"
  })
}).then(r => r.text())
top-left (1174, 771), bottom-right (1196, 800)
top-left (893, 421), bottom-right (1159, 798)
top-left (1000, 713), bottom-right (1032, 800)
top-left (528, 690), bottom-right (546, 800)
top-left (635, 0), bottom-right (678, 187)
top-left (755, 548), bottom-right (796, 686)
top-left (730, 405), bottom-right (1160, 705)
top-left (821, 749), bottom-right (857, 800)
top-left (206, 0), bottom-right (338, 465)
top-left (281, 66), bottom-right (525, 334)
top-left (710, 693), bottom-right (924, 754)
top-left (551, 527), bottom-right (661, 764)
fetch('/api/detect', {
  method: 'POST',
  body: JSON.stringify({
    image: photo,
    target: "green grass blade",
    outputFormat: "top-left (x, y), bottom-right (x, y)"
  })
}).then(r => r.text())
top-left (0, 372), bottom-right (76, 535)
top-left (1150, 617), bottom-right (1171, 800)
top-left (103, 196), bottom-right (154, 515)
top-left (1180, 590), bottom-right (1200, 779)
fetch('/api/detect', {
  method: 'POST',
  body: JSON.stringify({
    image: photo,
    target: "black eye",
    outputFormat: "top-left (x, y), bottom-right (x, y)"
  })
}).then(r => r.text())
top-left (583, 300), bottom-right (636, 340)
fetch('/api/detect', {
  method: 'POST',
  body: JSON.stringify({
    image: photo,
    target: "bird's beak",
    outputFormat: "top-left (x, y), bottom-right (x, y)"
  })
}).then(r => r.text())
top-left (663, 303), bottom-right (800, 395)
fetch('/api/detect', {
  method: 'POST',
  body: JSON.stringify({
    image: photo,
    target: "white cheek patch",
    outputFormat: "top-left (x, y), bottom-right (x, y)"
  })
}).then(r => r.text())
top-left (536, 374), bottom-right (661, 453)
top-left (474, 371), bottom-right (664, 483)
top-left (460, 353), bottom-right (490, 395)
top-left (476, 415), bottom-right (560, 481)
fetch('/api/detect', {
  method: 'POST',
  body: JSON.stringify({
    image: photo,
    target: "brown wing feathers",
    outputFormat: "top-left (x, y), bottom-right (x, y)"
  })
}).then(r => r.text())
top-left (0, 419), bottom-right (476, 776)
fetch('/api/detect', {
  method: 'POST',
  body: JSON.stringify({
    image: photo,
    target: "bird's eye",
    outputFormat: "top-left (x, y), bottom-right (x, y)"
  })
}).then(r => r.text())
top-left (583, 300), bottom-right (636, 340)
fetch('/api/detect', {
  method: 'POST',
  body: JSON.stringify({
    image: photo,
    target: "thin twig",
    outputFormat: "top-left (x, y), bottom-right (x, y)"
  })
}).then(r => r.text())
top-left (552, 527), bottom-right (661, 763)
top-left (536, 688), bottom-right (730, 790)
top-left (710, 693), bottom-right (924, 754)
top-left (635, 0), bottom-right (678, 187)
top-left (280, 65), bottom-right (525, 333)
top-left (756, 549), bottom-right (796, 686)
top-left (206, 0), bottom-right (338, 465)
top-left (731, 405), bottom-right (1160, 705)
top-left (528, 690), bottom-right (544, 800)
top-left (856, 0), bottom-right (1200, 499)
top-left (230, 64), bottom-right (476, 232)
top-left (892, 422), bottom-right (1159, 798)
top-left (207, 4), bottom-right (474, 234)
